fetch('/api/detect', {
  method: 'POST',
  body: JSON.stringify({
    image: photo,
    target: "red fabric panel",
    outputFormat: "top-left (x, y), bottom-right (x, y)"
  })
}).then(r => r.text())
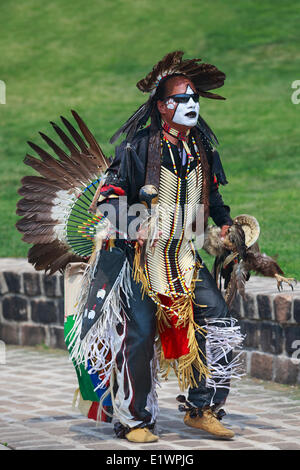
top-left (87, 401), bottom-right (99, 420)
top-left (158, 294), bottom-right (190, 360)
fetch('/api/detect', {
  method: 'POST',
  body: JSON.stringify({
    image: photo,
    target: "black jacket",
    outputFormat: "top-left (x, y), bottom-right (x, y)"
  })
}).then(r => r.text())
top-left (98, 127), bottom-right (233, 233)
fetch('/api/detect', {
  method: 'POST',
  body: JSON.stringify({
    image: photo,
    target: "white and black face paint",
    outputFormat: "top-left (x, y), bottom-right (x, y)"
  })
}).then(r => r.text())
top-left (172, 85), bottom-right (200, 127)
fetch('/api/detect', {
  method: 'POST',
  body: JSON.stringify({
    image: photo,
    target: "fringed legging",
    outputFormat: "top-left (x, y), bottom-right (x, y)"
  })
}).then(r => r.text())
top-left (112, 263), bottom-right (243, 428)
top-left (188, 263), bottom-right (243, 409)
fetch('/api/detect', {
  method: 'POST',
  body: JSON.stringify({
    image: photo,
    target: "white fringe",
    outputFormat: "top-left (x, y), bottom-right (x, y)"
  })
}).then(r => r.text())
top-left (205, 317), bottom-right (245, 406)
top-left (66, 256), bottom-right (132, 388)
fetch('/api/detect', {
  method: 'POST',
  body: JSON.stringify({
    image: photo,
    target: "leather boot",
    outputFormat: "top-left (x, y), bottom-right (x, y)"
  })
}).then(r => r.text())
top-left (125, 427), bottom-right (159, 443)
top-left (184, 406), bottom-right (235, 439)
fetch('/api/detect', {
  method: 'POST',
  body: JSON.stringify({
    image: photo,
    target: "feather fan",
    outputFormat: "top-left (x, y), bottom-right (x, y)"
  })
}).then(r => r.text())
top-left (16, 111), bottom-right (110, 274)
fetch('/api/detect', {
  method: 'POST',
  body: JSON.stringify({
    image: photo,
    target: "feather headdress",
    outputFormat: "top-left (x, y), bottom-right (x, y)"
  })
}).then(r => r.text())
top-left (110, 50), bottom-right (226, 144)
top-left (16, 111), bottom-right (110, 274)
top-left (137, 50), bottom-right (226, 99)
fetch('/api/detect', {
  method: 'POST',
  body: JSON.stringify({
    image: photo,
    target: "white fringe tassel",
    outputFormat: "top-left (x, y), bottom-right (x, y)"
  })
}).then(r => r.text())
top-left (205, 317), bottom-right (245, 406)
top-left (66, 257), bottom-right (133, 388)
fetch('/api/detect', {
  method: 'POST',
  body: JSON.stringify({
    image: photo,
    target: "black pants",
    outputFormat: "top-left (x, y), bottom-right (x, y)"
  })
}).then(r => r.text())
top-left (113, 263), bottom-right (233, 428)
top-left (188, 263), bottom-right (232, 409)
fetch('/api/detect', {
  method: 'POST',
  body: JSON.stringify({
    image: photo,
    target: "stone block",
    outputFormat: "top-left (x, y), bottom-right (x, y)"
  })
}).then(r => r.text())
top-left (43, 275), bottom-right (58, 297)
top-left (293, 299), bottom-right (300, 324)
top-left (23, 272), bottom-right (41, 297)
top-left (57, 299), bottom-right (65, 326)
top-left (49, 326), bottom-right (67, 350)
top-left (3, 272), bottom-right (21, 293)
top-left (20, 325), bottom-right (46, 346)
top-left (257, 294), bottom-right (272, 321)
top-left (0, 323), bottom-right (20, 344)
top-left (242, 293), bottom-right (256, 319)
top-left (274, 295), bottom-right (292, 323)
top-left (2, 296), bottom-right (28, 322)
top-left (274, 356), bottom-right (300, 385)
top-left (240, 320), bottom-right (260, 349)
top-left (0, 272), bottom-right (8, 295)
top-left (260, 322), bottom-right (283, 355)
top-left (59, 275), bottom-right (64, 296)
top-left (250, 352), bottom-right (273, 381)
top-left (31, 299), bottom-right (57, 324)
top-left (284, 325), bottom-right (300, 357)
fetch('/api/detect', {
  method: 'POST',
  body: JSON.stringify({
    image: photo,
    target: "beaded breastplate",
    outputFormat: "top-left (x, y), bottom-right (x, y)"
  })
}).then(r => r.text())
top-left (145, 147), bottom-right (203, 296)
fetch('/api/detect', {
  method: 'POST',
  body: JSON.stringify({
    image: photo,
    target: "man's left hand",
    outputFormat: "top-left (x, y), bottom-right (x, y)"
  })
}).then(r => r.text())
top-left (220, 225), bottom-right (230, 240)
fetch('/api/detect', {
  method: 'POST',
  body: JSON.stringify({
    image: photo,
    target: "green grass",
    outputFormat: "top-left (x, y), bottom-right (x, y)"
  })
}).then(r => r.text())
top-left (1, 0), bottom-right (299, 278)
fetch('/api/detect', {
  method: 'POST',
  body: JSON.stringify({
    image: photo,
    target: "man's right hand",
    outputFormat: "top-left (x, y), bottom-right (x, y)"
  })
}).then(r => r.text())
top-left (137, 226), bottom-right (162, 248)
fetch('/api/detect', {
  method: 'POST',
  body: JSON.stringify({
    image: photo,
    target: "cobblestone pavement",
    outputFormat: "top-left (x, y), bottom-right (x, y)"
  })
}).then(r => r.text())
top-left (1, 346), bottom-right (300, 451)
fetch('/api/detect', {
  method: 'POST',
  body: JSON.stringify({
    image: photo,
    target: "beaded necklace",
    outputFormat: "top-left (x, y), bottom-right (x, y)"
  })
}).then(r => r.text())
top-left (161, 135), bottom-right (200, 180)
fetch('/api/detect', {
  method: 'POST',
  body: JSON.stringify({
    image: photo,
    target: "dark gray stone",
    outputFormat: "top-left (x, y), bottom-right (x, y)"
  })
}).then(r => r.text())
top-left (242, 293), bottom-right (256, 319)
top-left (284, 326), bottom-right (300, 357)
top-left (293, 299), bottom-right (300, 324)
top-left (3, 272), bottom-right (21, 293)
top-left (59, 275), bottom-right (64, 296)
top-left (260, 321), bottom-right (283, 355)
top-left (49, 326), bottom-right (67, 350)
top-left (23, 272), bottom-right (41, 297)
top-left (31, 299), bottom-right (57, 324)
top-left (257, 294), bottom-right (272, 321)
top-left (2, 296), bottom-right (28, 321)
top-left (240, 320), bottom-right (260, 349)
top-left (43, 275), bottom-right (58, 297)
top-left (57, 299), bottom-right (65, 326)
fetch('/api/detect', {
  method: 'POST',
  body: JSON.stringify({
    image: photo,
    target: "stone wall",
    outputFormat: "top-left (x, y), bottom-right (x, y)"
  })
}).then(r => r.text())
top-left (0, 258), bottom-right (300, 384)
top-left (231, 276), bottom-right (300, 385)
top-left (0, 259), bottom-right (66, 350)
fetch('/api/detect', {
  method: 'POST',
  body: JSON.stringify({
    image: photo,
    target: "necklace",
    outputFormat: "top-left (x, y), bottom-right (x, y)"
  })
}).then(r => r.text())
top-left (161, 135), bottom-right (200, 180)
top-left (161, 120), bottom-right (190, 142)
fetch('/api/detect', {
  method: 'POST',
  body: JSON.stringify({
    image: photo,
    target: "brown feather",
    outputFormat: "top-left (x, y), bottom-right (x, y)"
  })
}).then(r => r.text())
top-left (28, 241), bottom-right (83, 273)
top-left (60, 115), bottom-right (89, 153)
top-left (50, 121), bottom-right (81, 156)
top-left (18, 184), bottom-right (59, 199)
top-left (23, 155), bottom-right (71, 188)
top-left (71, 110), bottom-right (107, 169)
top-left (17, 199), bottom-right (54, 214)
top-left (22, 233), bottom-right (56, 244)
top-left (20, 175), bottom-right (63, 192)
top-left (39, 131), bottom-right (72, 163)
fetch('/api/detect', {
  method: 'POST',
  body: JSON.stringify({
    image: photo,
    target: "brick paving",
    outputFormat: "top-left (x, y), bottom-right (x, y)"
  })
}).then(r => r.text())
top-left (0, 346), bottom-right (300, 450)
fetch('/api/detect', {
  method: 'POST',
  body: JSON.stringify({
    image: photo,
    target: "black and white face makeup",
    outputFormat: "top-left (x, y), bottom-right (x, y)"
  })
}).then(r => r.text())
top-left (167, 85), bottom-right (200, 127)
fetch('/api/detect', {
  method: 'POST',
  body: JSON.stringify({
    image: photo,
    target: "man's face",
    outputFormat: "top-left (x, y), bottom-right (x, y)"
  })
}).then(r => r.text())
top-left (157, 77), bottom-right (200, 131)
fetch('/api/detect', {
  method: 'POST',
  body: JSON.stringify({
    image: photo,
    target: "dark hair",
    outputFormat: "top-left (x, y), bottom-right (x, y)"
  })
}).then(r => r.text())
top-left (151, 73), bottom-right (188, 130)
top-left (155, 73), bottom-right (187, 101)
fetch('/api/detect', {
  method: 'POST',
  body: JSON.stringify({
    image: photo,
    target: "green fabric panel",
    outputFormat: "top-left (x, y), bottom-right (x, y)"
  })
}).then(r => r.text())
top-left (64, 316), bottom-right (99, 402)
